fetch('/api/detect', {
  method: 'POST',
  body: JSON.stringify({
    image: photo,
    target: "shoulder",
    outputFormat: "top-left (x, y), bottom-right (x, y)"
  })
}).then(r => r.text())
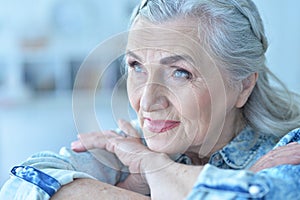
top-left (274, 128), bottom-right (300, 148)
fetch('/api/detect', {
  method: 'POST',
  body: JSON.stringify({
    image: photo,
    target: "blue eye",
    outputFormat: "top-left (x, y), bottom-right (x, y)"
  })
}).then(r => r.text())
top-left (128, 61), bottom-right (143, 73)
top-left (173, 69), bottom-right (192, 79)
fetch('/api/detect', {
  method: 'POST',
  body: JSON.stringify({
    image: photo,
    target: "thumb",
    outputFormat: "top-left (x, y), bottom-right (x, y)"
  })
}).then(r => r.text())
top-left (118, 119), bottom-right (140, 139)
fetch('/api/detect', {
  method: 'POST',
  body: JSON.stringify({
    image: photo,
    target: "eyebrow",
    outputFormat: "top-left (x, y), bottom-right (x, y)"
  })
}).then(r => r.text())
top-left (126, 50), bottom-right (194, 65)
top-left (126, 51), bottom-right (142, 61)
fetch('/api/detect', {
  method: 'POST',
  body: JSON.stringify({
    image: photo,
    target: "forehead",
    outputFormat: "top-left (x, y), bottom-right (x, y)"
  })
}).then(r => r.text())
top-left (127, 18), bottom-right (202, 58)
top-left (126, 18), bottom-right (215, 69)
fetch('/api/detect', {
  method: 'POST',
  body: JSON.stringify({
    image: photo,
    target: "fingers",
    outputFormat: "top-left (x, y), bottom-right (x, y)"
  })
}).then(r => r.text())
top-left (71, 139), bottom-right (86, 152)
top-left (71, 130), bottom-right (120, 152)
top-left (71, 119), bottom-right (141, 152)
top-left (273, 142), bottom-right (300, 160)
top-left (250, 142), bottom-right (300, 172)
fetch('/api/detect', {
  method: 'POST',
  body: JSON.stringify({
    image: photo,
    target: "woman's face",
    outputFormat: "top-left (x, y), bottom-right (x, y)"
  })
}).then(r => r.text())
top-left (126, 18), bottom-right (241, 155)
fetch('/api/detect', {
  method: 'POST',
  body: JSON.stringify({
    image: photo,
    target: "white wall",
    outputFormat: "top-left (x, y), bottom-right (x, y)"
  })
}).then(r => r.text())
top-left (253, 0), bottom-right (300, 93)
top-left (0, 0), bottom-right (138, 186)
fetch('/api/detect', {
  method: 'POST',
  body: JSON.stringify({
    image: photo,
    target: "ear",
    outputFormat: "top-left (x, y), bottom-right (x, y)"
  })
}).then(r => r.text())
top-left (235, 73), bottom-right (258, 108)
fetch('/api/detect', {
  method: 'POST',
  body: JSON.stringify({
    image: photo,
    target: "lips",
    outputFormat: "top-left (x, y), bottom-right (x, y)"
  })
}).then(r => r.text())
top-left (143, 118), bottom-right (180, 133)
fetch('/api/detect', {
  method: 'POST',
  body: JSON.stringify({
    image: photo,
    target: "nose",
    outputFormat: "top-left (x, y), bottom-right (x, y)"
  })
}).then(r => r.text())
top-left (140, 83), bottom-right (169, 112)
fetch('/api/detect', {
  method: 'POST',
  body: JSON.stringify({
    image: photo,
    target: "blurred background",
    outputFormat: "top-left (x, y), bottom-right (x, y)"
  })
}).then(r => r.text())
top-left (0, 0), bottom-right (139, 186)
top-left (0, 0), bottom-right (299, 186)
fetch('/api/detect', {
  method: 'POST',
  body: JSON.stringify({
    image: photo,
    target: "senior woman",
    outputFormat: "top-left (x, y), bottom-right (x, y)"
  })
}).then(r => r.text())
top-left (2, 0), bottom-right (300, 199)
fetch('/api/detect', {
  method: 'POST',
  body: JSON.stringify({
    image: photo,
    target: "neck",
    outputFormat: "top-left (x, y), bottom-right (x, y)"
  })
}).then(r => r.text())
top-left (186, 110), bottom-right (246, 162)
top-left (184, 151), bottom-right (210, 165)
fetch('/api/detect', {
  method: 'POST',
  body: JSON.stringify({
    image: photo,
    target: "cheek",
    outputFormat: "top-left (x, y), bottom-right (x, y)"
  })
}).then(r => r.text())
top-left (174, 86), bottom-right (211, 121)
top-left (175, 87), bottom-right (212, 143)
top-left (127, 77), bottom-right (141, 113)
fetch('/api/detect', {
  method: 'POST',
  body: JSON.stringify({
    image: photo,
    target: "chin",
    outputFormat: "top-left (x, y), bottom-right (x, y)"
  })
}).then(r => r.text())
top-left (146, 139), bottom-right (186, 155)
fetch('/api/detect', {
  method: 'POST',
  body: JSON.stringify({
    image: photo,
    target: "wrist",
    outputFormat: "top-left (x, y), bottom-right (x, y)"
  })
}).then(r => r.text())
top-left (139, 153), bottom-right (203, 199)
top-left (139, 152), bottom-right (173, 179)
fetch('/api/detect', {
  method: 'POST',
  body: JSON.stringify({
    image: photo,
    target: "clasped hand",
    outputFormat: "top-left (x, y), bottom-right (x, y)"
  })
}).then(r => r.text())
top-left (71, 119), bottom-right (300, 194)
top-left (71, 119), bottom-right (154, 194)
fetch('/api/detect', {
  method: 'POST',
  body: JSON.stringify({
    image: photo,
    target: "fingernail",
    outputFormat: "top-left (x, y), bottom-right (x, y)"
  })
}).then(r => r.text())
top-left (71, 141), bottom-right (80, 149)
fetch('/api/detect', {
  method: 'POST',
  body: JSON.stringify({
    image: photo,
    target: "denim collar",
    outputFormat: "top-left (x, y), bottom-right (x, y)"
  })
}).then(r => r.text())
top-left (212, 126), bottom-right (278, 169)
top-left (172, 126), bottom-right (278, 169)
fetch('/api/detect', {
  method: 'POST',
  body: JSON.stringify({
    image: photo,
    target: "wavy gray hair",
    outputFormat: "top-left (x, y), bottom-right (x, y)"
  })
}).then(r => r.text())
top-left (128, 0), bottom-right (300, 137)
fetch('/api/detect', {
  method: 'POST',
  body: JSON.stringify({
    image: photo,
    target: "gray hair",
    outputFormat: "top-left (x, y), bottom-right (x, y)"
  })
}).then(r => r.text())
top-left (129, 0), bottom-right (300, 137)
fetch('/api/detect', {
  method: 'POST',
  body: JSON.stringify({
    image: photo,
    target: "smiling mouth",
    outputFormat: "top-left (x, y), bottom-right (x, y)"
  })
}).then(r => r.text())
top-left (143, 118), bottom-right (180, 133)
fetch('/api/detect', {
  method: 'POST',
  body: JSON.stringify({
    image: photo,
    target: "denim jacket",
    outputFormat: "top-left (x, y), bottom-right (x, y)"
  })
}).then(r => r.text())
top-left (1, 123), bottom-right (300, 200)
top-left (186, 127), bottom-right (300, 199)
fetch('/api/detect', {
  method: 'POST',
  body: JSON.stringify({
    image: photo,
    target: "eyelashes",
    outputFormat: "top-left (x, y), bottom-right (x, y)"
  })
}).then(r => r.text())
top-left (128, 61), bottom-right (143, 72)
top-left (127, 59), bottom-right (194, 81)
top-left (172, 68), bottom-right (193, 80)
